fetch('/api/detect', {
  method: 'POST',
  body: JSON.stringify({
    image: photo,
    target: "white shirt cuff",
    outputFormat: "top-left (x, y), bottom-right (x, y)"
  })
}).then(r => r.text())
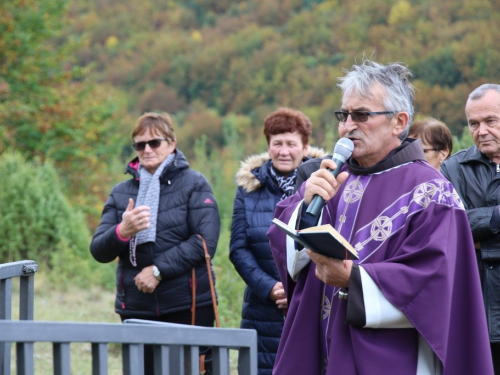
top-left (360, 266), bottom-right (413, 329)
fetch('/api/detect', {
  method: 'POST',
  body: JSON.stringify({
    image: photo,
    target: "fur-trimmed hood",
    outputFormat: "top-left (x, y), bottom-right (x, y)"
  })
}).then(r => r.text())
top-left (235, 146), bottom-right (326, 192)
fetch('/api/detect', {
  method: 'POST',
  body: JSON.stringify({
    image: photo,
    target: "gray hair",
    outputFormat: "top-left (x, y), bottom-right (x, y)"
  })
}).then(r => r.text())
top-left (337, 60), bottom-right (415, 140)
top-left (468, 83), bottom-right (500, 101)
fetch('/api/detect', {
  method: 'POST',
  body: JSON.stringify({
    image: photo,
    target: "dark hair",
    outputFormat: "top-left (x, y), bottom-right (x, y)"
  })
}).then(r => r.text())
top-left (132, 112), bottom-right (176, 143)
top-left (408, 117), bottom-right (453, 155)
top-left (263, 107), bottom-right (312, 145)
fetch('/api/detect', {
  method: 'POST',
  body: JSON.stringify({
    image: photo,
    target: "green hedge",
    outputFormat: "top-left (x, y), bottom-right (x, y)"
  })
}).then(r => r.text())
top-left (0, 151), bottom-right (115, 289)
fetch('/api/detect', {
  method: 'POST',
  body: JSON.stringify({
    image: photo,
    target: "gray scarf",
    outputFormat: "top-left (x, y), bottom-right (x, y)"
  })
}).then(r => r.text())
top-left (129, 153), bottom-right (175, 266)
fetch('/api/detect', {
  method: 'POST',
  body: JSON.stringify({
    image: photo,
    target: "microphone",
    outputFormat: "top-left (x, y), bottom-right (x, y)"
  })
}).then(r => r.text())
top-left (306, 138), bottom-right (354, 217)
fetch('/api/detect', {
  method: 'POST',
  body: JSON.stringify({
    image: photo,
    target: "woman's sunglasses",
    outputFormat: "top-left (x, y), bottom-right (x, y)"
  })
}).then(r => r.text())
top-left (132, 138), bottom-right (167, 151)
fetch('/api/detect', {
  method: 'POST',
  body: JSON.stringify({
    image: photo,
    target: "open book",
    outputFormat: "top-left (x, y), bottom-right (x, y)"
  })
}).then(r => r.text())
top-left (272, 218), bottom-right (358, 260)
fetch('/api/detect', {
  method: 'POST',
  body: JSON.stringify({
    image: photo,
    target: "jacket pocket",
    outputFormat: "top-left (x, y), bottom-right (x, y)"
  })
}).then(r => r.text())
top-left (481, 236), bottom-right (500, 261)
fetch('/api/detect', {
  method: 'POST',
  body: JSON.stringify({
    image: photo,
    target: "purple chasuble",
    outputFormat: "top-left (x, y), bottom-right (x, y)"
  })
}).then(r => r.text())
top-left (268, 154), bottom-right (493, 375)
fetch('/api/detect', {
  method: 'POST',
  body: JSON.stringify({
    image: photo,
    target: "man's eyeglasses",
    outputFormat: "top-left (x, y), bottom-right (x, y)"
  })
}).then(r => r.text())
top-left (423, 148), bottom-right (438, 154)
top-left (132, 138), bottom-right (167, 151)
top-left (334, 111), bottom-right (398, 123)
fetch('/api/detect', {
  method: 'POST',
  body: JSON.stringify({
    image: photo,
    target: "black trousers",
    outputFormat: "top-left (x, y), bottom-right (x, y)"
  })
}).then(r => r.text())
top-left (121, 306), bottom-right (215, 374)
top-left (492, 342), bottom-right (500, 375)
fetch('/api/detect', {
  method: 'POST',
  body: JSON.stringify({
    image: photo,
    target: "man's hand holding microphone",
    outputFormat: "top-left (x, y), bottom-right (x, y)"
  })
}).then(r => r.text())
top-left (304, 138), bottom-right (354, 287)
top-left (305, 138), bottom-right (354, 216)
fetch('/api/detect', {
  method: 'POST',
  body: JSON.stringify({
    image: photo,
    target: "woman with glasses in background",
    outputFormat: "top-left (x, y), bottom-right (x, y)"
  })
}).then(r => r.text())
top-left (408, 117), bottom-right (453, 170)
top-left (90, 112), bottom-right (220, 374)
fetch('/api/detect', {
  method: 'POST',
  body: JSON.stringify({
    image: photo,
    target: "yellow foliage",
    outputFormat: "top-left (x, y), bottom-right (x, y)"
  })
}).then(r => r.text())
top-left (191, 30), bottom-right (203, 42)
top-left (105, 35), bottom-right (118, 49)
top-left (388, 0), bottom-right (413, 25)
top-left (317, 0), bottom-right (338, 12)
top-left (85, 130), bottom-right (97, 141)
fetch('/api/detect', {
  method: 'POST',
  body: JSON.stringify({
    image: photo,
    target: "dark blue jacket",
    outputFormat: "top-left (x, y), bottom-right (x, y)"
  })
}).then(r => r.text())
top-left (230, 148), bottom-right (324, 374)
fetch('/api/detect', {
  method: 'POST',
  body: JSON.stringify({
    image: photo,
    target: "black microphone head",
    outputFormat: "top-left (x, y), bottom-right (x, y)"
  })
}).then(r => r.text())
top-left (332, 138), bottom-right (354, 163)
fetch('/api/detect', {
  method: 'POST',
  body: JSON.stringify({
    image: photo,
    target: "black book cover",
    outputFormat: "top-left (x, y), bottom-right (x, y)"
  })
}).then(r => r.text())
top-left (272, 218), bottom-right (358, 260)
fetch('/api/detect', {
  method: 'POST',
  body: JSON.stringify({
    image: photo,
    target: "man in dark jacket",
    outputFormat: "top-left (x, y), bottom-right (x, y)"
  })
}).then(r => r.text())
top-left (441, 83), bottom-right (500, 374)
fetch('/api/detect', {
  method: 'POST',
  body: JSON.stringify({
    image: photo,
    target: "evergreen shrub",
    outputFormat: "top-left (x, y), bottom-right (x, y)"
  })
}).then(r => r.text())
top-left (0, 151), bottom-right (115, 289)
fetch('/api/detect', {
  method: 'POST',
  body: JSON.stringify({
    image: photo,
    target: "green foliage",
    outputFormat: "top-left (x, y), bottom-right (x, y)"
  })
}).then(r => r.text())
top-left (414, 49), bottom-right (462, 88)
top-left (0, 0), bottom-right (70, 91)
top-left (0, 0), bottom-right (75, 153)
top-left (65, 0), bottom-right (500, 160)
top-left (0, 0), bottom-right (130, 227)
top-left (0, 152), bottom-right (115, 289)
top-left (0, 152), bottom-right (82, 262)
top-left (473, 49), bottom-right (500, 79)
top-left (212, 219), bottom-right (245, 327)
top-left (452, 126), bottom-right (474, 155)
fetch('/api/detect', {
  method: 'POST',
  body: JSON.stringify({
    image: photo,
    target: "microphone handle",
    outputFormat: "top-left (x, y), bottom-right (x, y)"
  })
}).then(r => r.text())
top-left (305, 193), bottom-right (325, 217)
top-left (305, 162), bottom-right (343, 218)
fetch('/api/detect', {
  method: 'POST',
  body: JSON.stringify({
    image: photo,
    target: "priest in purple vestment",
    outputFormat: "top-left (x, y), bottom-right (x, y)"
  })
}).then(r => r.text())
top-left (267, 60), bottom-right (493, 375)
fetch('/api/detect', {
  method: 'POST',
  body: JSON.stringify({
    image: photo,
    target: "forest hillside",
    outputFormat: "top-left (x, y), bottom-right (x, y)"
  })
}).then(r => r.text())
top-left (0, 0), bottom-right (498, 325)
top-left (3, 0), bottom-right (499, 224)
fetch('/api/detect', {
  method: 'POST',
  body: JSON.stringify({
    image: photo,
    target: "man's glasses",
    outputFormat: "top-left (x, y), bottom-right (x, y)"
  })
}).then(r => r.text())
top-left (423, 148), bottom-right (438, 154)
top-left (132, 138), bottom-right (167, 151)
top-left (334, 111), bottom-right (398, 123)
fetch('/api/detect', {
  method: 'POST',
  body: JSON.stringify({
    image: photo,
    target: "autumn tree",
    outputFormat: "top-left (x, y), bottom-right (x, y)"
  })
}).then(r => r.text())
top-left (0, 0), bottom-right (129, 225)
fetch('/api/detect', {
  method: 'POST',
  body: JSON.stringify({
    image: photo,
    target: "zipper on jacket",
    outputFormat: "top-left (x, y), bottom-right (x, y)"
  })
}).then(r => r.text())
top-left (496, 164), bottom-right (499, 173)
top-left (119, 272), bottom-right (126, 310)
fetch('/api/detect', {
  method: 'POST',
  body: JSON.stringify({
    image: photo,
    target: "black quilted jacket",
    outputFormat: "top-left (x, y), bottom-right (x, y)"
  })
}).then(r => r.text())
top-left (90, 149), bottom-right (220, 317)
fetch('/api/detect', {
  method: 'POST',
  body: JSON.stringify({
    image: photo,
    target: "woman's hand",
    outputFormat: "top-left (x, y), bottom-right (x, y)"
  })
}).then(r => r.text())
top-left (134, 265), bottom-right (160, 294)
top-left (119, 198), bottom-right (151, 238)
top-left (269, 281), bottom-right (288, 309)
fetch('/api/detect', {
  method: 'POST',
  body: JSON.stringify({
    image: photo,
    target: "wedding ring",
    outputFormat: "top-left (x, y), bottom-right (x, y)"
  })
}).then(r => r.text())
top-left (140, 219), bottom-right (143, 224)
